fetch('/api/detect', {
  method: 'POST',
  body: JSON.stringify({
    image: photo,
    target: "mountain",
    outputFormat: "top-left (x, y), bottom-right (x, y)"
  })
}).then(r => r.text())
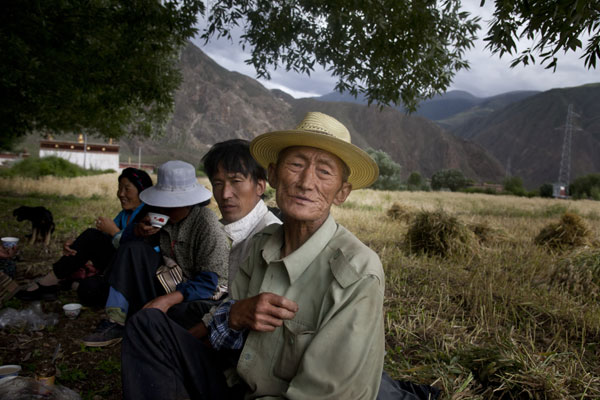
top-left (450, 84), bottom-right (600, 188)
top-left (316, 89), bottom-right (539, 122)
top-left (120, 42), bottom-right (505, 183)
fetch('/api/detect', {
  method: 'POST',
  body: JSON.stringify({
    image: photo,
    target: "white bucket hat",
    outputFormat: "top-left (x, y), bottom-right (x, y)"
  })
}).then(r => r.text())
top-left (139, 160), bottom-right (212, 208)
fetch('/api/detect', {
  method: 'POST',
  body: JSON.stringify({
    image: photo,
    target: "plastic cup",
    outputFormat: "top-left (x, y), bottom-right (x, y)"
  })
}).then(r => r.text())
top-left (1, 237), bottom-right (19, 248)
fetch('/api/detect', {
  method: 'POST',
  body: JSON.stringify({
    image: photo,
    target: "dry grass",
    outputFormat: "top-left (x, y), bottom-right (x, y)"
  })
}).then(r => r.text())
top-left (3, 180), bottom-right (600, 399)
top-left (386, 202), bottom-right (415, 223)
top-left (534, 212), bottom-right (592, 250)
top-left (405, 209), bottom-right (476, 257)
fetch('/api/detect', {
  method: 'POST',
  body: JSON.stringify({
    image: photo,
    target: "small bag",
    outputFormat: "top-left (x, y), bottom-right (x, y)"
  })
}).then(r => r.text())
top-left (156, 256), bottom-right (183, 294)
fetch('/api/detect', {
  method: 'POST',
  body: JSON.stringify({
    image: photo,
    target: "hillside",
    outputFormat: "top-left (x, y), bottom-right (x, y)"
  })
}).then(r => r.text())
top-left (122, 42), bottom-right (504, 182)
top-left (451, 84), bottom-right (600, 188)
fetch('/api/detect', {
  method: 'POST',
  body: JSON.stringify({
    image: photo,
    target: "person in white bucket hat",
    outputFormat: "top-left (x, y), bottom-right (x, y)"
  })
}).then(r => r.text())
top-left (121, 113), bottom-right (395, 399)
top-left (82, 160), bottom-right (230, 347)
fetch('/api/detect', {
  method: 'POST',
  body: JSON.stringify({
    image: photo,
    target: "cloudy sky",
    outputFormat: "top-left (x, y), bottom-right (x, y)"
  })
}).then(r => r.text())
top-left (192, 1), bottom-right (599, 99)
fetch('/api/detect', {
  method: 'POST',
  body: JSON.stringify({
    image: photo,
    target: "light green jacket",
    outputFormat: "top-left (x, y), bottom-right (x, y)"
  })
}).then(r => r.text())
top-left (232, 214), bottom-right (385, 400)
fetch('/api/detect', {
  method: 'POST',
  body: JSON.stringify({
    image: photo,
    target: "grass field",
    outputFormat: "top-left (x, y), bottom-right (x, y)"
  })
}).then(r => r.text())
top-left (1, 174), bottom-right (599, 399)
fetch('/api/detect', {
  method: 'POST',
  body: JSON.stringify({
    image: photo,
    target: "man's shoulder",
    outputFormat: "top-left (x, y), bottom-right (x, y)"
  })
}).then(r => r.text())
top-left (327, 224), bottom-right (384, 288)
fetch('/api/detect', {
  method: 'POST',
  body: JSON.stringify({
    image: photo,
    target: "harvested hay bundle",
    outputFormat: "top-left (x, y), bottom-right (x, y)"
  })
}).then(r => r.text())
top-left (534, 212), bottom-right (591, 250)
top-left (386, 202), bottom-right (413, 222)
top-left (406, 209), bottom-right (475, 257)
top-left (468, 221), bottom-right (507, 244)
top-left (550, 249), bottom-right (600, 299)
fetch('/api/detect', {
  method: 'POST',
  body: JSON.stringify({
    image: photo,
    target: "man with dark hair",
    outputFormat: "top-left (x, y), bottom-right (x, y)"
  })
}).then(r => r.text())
top-left (168, 139), bottom-right (281, 329)
top-left (121, 113), bottom-right (387, 399)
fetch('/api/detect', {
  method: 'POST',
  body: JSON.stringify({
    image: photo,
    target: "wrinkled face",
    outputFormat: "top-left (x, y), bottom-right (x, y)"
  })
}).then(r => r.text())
top-left (211, 164), bottom-right (265, 224)
top-left (117, 177), bottom-right (142, 211)
top-left (269, 146), bottom-right (351, 225)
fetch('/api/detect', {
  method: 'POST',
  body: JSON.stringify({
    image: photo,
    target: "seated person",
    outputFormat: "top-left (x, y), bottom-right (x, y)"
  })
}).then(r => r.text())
top-left (0, 243), bottom-right (19, 279)
top-left (168, 139), bottom-right (281, 329)
top-left (82, 160), bottom-right (229, 347)
top-left (121, 112), bottom-right (386, 399)
top-left (17, 168), bottom-right (152, 302)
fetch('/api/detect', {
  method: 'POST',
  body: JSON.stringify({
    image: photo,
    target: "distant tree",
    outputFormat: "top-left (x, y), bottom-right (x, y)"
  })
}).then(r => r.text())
top-left (366, 149), bottom-right (403, 191)
top-left (538, 183), bottom-right (553, 198)
top-left (570, 174), bottom-right (600, 200)
top-left (483, 0), bottom-right (600, 70)
top-left (430, 169), bottom-right (468, 192)
top-left (503, 176), bottom-right (526, 196)
top-left (407, 172), bottom-right (423, 190)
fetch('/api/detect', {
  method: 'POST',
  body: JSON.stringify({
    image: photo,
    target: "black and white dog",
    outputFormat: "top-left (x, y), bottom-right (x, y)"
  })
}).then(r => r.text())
top-left (13, 206), bottom-right (55, 246)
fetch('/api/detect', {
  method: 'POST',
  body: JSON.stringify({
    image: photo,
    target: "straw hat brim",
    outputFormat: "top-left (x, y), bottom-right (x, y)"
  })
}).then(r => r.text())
top-left (250, 130), bottom-right (379, 190)
top-left (139, 184), bottom-right (212, 208)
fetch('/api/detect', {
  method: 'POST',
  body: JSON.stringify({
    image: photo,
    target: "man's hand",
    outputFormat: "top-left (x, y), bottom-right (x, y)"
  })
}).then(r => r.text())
top-left (143, 291), bottom-right (184, 313)
top-left (0, 245), bottom-right (18, 259)
top-left (133, 216), bottom-right (160, 238)
top-left (62, 239), bottom-right (77, 256)
top-left (189, 322), bottom-right (209, 340)
top-left (229, 293), bottom-right (298, 332)
top-left (95, 216), bottom-right (120, 236)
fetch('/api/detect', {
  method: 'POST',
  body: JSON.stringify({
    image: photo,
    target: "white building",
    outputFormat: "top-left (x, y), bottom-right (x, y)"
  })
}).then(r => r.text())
top-left (39, 139), bottom-right (119, 171)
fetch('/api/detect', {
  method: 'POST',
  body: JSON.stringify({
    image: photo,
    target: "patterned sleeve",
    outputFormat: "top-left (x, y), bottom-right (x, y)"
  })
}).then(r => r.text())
top-left (208, 299), bottom-right (246, 350)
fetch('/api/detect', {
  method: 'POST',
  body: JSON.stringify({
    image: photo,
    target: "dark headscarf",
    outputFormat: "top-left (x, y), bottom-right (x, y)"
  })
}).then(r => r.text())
top-left (119, 168), bottom-right (153, 193)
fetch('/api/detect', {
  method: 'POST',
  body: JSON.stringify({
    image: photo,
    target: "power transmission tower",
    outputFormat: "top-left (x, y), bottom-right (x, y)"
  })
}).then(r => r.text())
top-left (555, 104), bottom-right (581, 197)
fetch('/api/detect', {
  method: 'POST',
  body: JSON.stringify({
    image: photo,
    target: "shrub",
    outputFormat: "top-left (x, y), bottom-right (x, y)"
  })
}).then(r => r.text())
top-left (538, 183), bottom-right (553, 198)
top-left (366, 148), bottom-right (403, 191)
top-left (569, 173), bottom-right (600, 200)
top-left (406, 209), bottom-right (475, 257)
top-left (503, 176), bottom-right (526, 196)
top-left (430, 169), bottom-right (468, 191)
top-left (0, 156), bottom-right (112, 178)
top-left (534, 212), bottom-right (592, 250)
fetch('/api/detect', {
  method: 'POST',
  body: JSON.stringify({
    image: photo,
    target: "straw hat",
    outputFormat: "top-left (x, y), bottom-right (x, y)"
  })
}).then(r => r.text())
top-left (139, 161), bottom-right (212, 208)
top-left (250, 112), bottom-right (379, 189)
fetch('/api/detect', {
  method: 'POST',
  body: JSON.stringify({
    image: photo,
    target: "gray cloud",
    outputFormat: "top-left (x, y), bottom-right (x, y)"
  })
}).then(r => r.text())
top-left (193, 2), bottom-right (598, 100)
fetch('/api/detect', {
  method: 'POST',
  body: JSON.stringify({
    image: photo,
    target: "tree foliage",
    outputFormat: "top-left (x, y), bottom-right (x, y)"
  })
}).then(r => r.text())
top-left (366, 148), bottom-right (403, 191)
top-left (570, 173), bottom-right (600, 200)
top-left (483, 0), bottom-right (600, 70)
top-left (503, 176), bottom-right (526, 196)
top-left (203, 0), bottom-right (480, 111)
top-left (430, 169), bottom-right (468, 191)
top-left (407, 172), bottom-right (423, 190)
top-left (0, 0), bottom-right (203, 147)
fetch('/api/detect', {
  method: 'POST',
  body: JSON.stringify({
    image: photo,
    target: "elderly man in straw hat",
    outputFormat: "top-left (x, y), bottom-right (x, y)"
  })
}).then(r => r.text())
top-left (121, 113), bottom-right (385, 399)
top-left (82, 160), bottom-right (230, 347)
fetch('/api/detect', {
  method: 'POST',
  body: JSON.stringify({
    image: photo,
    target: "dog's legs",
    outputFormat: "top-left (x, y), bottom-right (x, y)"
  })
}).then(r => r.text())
top-left (30, 228), bottom-right (38, 245)
top-left (44, 231), bottom-right (51, 247)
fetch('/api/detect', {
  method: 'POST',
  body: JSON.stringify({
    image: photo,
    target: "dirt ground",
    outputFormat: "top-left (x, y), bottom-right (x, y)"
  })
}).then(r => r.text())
top-left (1, 264), bottom-right (122, 399)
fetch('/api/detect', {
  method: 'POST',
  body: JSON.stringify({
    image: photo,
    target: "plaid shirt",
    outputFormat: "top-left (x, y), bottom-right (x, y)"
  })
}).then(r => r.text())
top-left (208, 299), bottom-right (246, 350)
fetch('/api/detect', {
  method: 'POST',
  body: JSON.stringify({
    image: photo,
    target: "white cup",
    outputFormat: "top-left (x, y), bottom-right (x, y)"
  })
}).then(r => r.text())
top-left (62, 303), bottom-right (82, 319)
top-left (1, 237), bottom-right (19, 248)
top-left (147, 213), bottom-right (170, 228)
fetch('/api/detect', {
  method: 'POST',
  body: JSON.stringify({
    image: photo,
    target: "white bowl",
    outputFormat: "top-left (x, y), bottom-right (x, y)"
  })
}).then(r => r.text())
top-left (62, 303), bottom-right (82, 319)
top-left (0, 364), bottom-right (21, 378)
top-left (147, 212), bottom-right (170, 228)
top-left (1, 237), bottom-right (19, 248)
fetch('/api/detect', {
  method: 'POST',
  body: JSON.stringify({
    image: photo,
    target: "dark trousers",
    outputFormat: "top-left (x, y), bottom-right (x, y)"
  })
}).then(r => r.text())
top-left (53, 228), bottom-right (115, 279)
top-left (107, 241), bottom-right (165, 316)
top-left (121, 308), bottom-right (244, 400)
top-left (167, 299), bottom-right (221, 330)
